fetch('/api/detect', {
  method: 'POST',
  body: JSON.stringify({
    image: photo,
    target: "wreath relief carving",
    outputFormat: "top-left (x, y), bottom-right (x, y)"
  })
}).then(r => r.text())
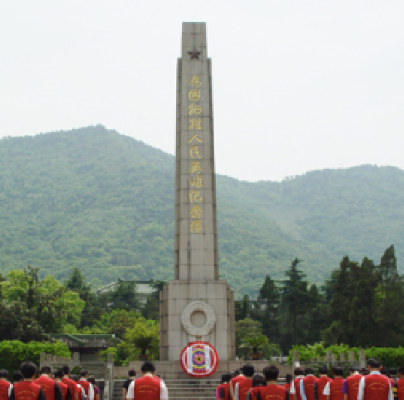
top-left (181, 301), bottom-right (216, 337)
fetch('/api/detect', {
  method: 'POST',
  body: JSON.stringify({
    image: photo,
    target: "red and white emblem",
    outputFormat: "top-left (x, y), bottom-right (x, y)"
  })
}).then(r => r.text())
top-left (180, 341), bottom-right (219, 377)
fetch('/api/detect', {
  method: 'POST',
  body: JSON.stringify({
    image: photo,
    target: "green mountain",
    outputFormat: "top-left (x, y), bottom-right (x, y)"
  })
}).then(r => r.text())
top-left (0, 126), bottom-right (402, 297)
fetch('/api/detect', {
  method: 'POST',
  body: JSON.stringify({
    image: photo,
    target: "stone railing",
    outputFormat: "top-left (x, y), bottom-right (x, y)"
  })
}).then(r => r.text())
top-left (291, 349), bottom-right (367, 370)
top-left (40, 352), bottom-right (81, 370)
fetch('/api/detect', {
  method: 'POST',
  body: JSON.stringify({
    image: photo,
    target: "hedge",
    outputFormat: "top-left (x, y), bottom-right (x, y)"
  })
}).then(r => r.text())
top-left (365, 347), bottom-right (404, 368)
top-left (288, 344), bottom-right (404, 368)
top-left (0, 341), bottom-right (70, 373)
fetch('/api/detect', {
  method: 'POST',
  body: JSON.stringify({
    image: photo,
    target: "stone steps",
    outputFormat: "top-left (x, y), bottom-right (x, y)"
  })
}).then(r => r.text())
top-left (164, 379), bottom-right (218, 400)
top-left (113, 378), bottom-right (219, 400)
top-left (112, 380), bottom-right (125, 400)
top-left (113, 377), bottom-right (286, 400)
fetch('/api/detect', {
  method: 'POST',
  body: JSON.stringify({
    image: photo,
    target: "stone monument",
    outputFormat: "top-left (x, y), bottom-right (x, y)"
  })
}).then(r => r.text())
top-left (160, 22), bottom-right (236, 362)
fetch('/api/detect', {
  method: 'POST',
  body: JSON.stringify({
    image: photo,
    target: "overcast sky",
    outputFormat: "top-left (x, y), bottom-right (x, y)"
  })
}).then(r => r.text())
top-left (1, 1), bottom-right (403, 182)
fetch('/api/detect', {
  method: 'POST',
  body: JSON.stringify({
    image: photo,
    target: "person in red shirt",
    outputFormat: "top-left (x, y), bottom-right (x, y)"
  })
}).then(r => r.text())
top-left (235, 365), bottom-right (254, 400)
top-left (34, 366), bottom-right (62, 400)
top-left (300, 368), bottom-right (316, 400)
top-left (256, 364), bottom-right (289, 400)
top-left (78, 371), bottom-right (93, 400)
top-left (0, 369), bottom-right (12, 400)
top-left (126, 361), bottom-right (168, 400)
top-left (394, 366), bottom-right (404, 400)
top-left (217, 373), bottom-right (233, 400)
top-left (70, 376), bottom-right (84, 400)
top-left (53, 371), bottom-right (71, 400)
top-left (290, 367), bottom-right (305, 400)
top-left (230, 368), bottom-right (245, 399)
top-left (342, 365), bottom-right (361, 400)
top-left (61, 367), bottom-right (78, 400)
top-left (284, 374), bottom-right (294, 400)
top-left (246, 374), bottom-right (266, 400)
top-left (357, 358), bottom-right (392, 400)
top-left (9, 362), bottom-right (45, 400)
top-left (323, 367), bottom-right (345, 400)
top-left (316, 366), bottom-right (331, 400)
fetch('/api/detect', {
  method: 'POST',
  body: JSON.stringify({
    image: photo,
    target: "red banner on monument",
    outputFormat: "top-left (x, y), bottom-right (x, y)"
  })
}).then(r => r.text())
top-left (180, 341), bottom-right (219, 377)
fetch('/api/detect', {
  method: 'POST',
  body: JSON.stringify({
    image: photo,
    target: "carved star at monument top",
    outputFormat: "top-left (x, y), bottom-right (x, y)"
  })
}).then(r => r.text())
top-left (188, 49), bottom-right (201, 60)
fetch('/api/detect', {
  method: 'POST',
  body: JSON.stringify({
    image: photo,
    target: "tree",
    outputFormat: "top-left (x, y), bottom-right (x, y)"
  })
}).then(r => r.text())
top-left (257, 275), bottom-right (280, 342)
top-left (91, 309), bottom-right (140, 339)
top-left (106, 279), bottom-right (139, 311)
top-left (280, 258), bottom-right (308, 347)
top-left (324, 255), bottom-right (380, 347)
top-left (239, 334), bottom-right (268, 354)
top-left (65, 268), bottom-right (106, 328)
top-left (0, 267), bottom-right (84, 332)
top-left (124, 317), bottom-right (159, 360)
top-left (141, 280), bottom-right (166, 321)
top-left (261, 342), bottom-right (283, 359)
top-left (321, 269), bottom-right (339, 305)
top-left (378, 244), bottom-right (397, 282)
top-left (98, 315), bottom-right (160, 364)
top-left (323, 256), bottom-right (358, 346)
top-left (349, 257), bottom-right (379, 347)
top-left (0, 300), bottom-right (46, 342)
top-left (235, 295), bottom-right (251, 321)
top-left (65, 268), bottom-right (86, 292)
top-left (305, 284), bottom-right (328, 344)
top-left (235, 318), bottom-right (263, 358)
top-left (375, 245), bottom-right (404, 346)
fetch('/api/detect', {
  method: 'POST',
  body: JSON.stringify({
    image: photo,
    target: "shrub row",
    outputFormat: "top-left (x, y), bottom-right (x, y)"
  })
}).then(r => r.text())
top-left (288, 344), bottom-right (404, 368)
top-left (0, 341), bottom-right (70, 372)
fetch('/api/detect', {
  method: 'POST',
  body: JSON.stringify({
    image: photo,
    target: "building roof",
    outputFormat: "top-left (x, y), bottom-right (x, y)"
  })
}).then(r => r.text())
top-left (49, 333), bottom-right (122, 349)
top-left (96, 280), bottom-right (157, 296)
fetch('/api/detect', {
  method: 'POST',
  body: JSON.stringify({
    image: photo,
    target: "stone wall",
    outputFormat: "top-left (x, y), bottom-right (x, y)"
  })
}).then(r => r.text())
top-left (40, 352), bottom-right (80, 371)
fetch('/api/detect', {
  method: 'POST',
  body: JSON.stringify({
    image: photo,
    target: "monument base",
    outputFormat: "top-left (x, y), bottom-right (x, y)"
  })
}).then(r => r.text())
top-left (159, 280), bottom-right (236, 361)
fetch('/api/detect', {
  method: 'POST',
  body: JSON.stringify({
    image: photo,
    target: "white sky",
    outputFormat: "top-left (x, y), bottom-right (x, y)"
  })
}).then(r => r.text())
top-left (1, 1), bottom-right (403, 182)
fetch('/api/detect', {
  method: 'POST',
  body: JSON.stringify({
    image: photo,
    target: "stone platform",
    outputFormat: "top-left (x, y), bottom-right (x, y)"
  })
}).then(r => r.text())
top-left (113, 373), bottom-right (288, 400)
top-left (113, 378), bottom-right (219, 400)
top-left (114, 360), bottom-right (293, 380)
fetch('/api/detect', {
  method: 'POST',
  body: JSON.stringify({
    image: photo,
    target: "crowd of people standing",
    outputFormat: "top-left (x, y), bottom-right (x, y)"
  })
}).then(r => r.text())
top-left (0, 363), bottom-right (99, 400)
top-left (2, 358), bottom-right (404, 400)
top-left (217, 358), bottom-right (404, 400)
top-left (0, 360), bottom-right (169, 400)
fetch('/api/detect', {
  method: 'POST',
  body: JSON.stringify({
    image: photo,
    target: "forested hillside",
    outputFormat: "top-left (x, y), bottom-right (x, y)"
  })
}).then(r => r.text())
top-left (217, 165), bottom-right (404, 269)
top-left (0, 126), bottom-right (402, 297)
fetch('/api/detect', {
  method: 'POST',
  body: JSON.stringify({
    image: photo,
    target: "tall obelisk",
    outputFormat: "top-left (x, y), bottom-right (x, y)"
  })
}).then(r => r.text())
top-left (160, 22), bottom-right (236, 362)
